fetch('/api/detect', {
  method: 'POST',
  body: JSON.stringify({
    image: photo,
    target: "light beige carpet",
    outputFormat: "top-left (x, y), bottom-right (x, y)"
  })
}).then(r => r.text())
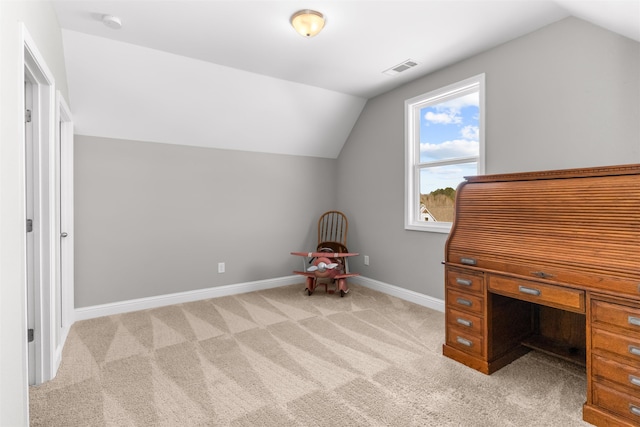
top-left (30, 284), bottom-right (590, 426)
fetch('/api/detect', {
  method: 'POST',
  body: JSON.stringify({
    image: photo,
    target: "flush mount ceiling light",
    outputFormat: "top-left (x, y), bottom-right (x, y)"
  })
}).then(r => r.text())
top-left (290, 9), bottom-right (325, 37)
top-left (102, 14), bottom-right (122, 30)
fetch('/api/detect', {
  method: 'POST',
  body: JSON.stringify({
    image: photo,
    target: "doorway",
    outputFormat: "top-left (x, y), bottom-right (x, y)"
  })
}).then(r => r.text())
top-left (56, 92), bottom-right (74, 366)
top-left (23, 28), bottom-right (59, 385)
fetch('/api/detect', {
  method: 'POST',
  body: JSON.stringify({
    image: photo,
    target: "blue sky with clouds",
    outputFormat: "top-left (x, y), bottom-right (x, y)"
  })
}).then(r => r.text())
top-left (419, 92), bottom-right (479, 193)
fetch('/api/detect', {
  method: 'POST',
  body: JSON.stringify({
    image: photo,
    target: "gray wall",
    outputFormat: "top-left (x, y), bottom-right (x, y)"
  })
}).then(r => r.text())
top-left (336, 17), bottom-right (640, 300)
top-left (75, 18), bottom-right (640, 308)
top-left (75, 136), bottom-right (337, 307)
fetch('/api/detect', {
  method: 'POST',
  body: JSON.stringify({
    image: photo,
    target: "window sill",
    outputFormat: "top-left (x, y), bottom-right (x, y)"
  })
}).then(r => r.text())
top-left (405, 222), bottom-right (452, 234)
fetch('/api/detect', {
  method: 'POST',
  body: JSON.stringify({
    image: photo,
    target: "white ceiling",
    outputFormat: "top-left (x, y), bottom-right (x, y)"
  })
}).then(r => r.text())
top-left (52, 0), bottom-right (640, 157)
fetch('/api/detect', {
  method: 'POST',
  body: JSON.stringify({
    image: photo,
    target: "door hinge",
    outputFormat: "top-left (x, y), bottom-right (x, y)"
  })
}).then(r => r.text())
top-left (26, 219), bottom-right (33, 233)
top-left (28, 328), bottom-right (34, 343)
top-left (25, 109), bottom-right (32, 123)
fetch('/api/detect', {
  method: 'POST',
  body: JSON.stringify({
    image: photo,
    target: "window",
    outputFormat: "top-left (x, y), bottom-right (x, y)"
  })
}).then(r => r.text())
top-left (405, 74), bottom-right (485, 233)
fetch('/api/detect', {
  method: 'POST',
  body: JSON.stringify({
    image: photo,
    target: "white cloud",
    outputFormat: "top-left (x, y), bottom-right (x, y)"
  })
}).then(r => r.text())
top-left (420, 139), bottom-right (478, 160)
top-left (461, 125), bottom-right (479, 141)
top-left (423, 93), bottom-right (478, 125)
top-left (424, 110), bottom-right (461, 125)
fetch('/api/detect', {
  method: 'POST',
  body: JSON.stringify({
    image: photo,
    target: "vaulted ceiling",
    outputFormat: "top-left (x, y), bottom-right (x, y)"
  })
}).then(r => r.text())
top-left (53, 1), bottom-right (640, 158)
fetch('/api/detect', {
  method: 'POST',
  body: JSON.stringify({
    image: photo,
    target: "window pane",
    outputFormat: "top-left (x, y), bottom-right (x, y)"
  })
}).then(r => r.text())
top-left (419, 162), bottom-right (477, 222)
top-left (405, 74), bottom-right (484, 232)
top-left (419, 92), bottom-right (479, 163)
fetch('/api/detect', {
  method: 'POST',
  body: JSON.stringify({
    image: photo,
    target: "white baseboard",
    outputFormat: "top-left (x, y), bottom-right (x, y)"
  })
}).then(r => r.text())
top-left (74, 275), bottom-right (303, 321)
top-left (351, 276), bottom-right (445, 313)
top-left (74, 275), bottom-right (444, 321)
top-left (53, 323), bottom-right (71, 376)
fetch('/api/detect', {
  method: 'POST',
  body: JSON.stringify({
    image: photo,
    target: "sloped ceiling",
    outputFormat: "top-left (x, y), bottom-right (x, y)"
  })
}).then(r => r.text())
top-left (62, 30), bottom-right (366, 158)
top-left (54, 1), bottom-right (640, 158)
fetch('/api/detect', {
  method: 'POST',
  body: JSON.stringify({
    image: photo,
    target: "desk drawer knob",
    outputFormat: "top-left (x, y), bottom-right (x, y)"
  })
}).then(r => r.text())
top-left (456, 298), bottom-right (472, 307)
top-left (456, 337), bottom-right (473, 347)
top-left (456, 278), bottom-right (473, 287)
top-left (456, 318), bottom-right (473, 327)
top-left (630, 405), bottom-right (640, 417)
top-left (629, 346), bottom-right (640, 357)
top-left (460, 258), bottom-right (477, 266)
top-left (629, 316), bottom-right (640, 327)
top-left (531, 271), bottom-right (554, 279)
top-left (630, 375), bottom-right (640, 387)
top-left (518, 285), bottom-right (541, 297)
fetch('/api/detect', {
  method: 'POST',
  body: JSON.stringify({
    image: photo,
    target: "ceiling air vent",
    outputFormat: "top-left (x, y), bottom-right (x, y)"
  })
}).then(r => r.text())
top-left (383, 59), bottom-right (418, 76)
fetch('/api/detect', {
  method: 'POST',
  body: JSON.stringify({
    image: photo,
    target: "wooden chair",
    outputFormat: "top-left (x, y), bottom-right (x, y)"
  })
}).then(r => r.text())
top-left (316, 210), bottom-right (348, 254)
top-left (316, 211), bottom-right (355, 277)
top-left (291, 210), bottom-right (359, 296)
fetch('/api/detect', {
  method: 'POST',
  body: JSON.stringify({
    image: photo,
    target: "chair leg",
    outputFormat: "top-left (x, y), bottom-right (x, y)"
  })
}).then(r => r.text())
top-left (305, 277), bottom-right (315, 295)
top-left (338, 279), bottom-right (349, 297)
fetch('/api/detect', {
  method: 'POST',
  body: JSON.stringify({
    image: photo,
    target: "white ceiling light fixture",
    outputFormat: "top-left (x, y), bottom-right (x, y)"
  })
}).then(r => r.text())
top-left (102, 14), bottom-right (122, 30)
top-left (290, 9), bottom-right (325, 37)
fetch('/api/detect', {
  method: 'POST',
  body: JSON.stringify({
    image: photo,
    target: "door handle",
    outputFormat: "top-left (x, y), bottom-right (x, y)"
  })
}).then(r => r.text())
top-left (61, 232), bottom-right (68, 238)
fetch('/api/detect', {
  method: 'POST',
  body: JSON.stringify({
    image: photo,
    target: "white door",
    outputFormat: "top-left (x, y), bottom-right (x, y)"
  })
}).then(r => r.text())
top-left (57, 93), bottom-right (74, 346)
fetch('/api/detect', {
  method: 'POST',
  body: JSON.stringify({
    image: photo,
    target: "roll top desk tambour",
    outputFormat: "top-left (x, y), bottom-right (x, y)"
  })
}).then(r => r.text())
top-left (442, 164), bottom-right (640, 427)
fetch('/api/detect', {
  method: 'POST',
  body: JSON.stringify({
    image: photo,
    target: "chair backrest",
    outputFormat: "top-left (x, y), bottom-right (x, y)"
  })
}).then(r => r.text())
top-left (317, 211), bottom-right (348, 253)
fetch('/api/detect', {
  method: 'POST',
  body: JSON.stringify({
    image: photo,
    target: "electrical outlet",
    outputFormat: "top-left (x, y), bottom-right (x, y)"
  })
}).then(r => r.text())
top-left (218, 262), bottom-right (225, 273)
top-left (364, 255), bottom-right (369, 266)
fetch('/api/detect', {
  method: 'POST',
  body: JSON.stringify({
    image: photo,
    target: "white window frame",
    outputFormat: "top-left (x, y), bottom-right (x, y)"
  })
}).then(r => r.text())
top-left (404, 74), bottom-right (485, 233)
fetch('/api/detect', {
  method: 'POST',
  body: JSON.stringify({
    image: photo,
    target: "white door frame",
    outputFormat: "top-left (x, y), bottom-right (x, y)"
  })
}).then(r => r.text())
top-left (55, 91), bottom-right (74, 370)
top-left (23, 25), bottom-right (57, 385)
top-left (24, 73), bottom-right (38, 386)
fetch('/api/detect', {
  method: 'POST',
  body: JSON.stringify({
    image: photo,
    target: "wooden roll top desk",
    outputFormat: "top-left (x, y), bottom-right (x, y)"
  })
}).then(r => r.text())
top-left (442, 164), bottom-right (640, 427)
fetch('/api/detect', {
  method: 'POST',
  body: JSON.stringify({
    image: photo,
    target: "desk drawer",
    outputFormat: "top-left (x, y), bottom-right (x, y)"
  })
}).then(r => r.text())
top-left (488, 275), bottom-right (585, 313)
top-left (446, 326), bottom-right (484, 358)
top-left (592, 327), bottom-right (640, 363)
top-left (592, 354), bottom-right (640, 392)
top-left (446, 307), bottom-right (483, 335)
top-left (592, 381), bottom-right (640, 423)
top-left (446, 268), bottom-right (484, 295)
top-left (447, 289), bottom-right (484, 316)
top-left (592, 300), bottom-right (640, 334)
